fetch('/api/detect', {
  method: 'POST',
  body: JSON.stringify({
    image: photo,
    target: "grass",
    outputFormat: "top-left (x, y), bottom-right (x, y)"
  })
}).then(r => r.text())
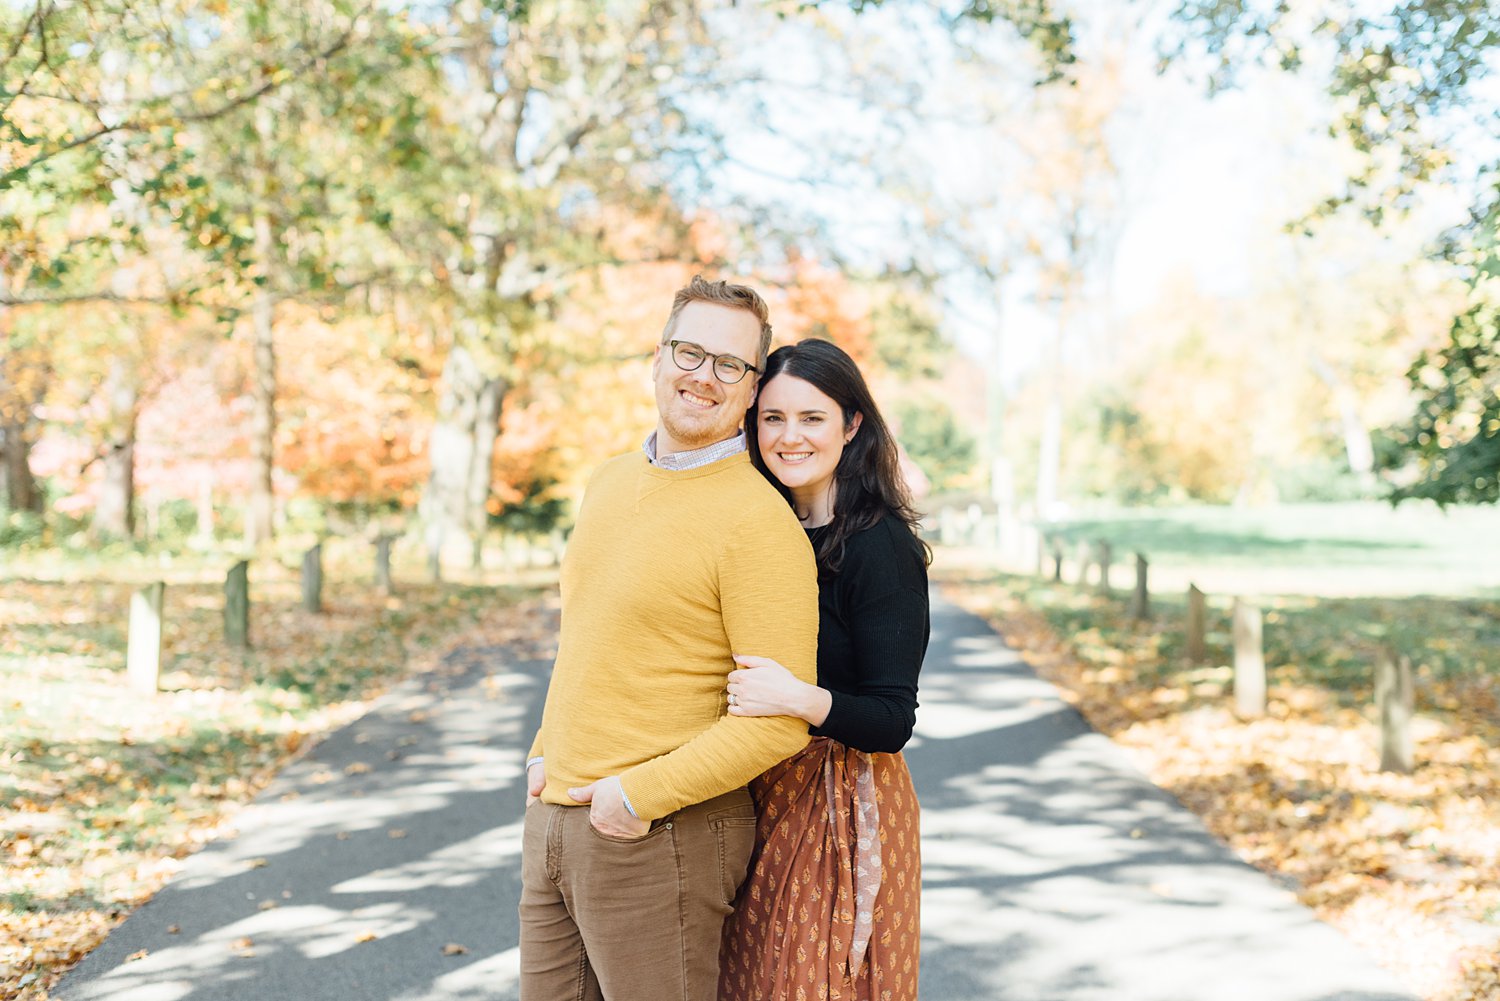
top-left (1035, 500), bottom-right (1500, 598)
top-left (0, 538), bottom-right (555, 1000)
top-left (1028, 582), bottom-right (1497, 695)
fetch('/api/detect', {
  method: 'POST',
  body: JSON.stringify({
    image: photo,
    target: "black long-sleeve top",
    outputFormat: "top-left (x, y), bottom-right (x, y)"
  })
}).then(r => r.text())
top-left (804, 513), bottom-right (929, 754)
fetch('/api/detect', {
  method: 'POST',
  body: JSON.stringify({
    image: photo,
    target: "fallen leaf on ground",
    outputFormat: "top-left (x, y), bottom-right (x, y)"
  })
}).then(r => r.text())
top-left (942, 571), bottom-right (1500, 1001)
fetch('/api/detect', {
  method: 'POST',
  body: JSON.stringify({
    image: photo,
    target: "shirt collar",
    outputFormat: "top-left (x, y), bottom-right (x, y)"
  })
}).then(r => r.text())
top-left (642, 430), bottom-right (747, 471)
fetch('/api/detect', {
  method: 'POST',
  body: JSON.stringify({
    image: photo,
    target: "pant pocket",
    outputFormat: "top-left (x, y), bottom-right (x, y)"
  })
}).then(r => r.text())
top-left (586, 817), bottom-right (670, 845)
top-left (709, 808), bottom-right (758, 908)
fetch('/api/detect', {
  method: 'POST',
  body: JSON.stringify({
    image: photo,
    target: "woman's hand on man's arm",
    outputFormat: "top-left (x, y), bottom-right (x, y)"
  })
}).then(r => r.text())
top-left (728, 655), bottom-right (832, 727)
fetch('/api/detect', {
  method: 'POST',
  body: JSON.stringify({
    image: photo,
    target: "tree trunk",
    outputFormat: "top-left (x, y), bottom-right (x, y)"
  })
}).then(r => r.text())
top-left (245, 103), bottom-right (278, 550)
top-left (1336, 387), bottom-right (1376, 481)
top-left (0, 419), bottom-right (42, 514)
top-left (0, 336), bottom-right (45, 515)
top-left (1308, 353), bottom-right (1375, 482)
top-left (420, 341), bottom-right (507, 576)
top-left (1035, 396), bottom-right (1062, 520)
top-left (246, 264), bottom-right (276, 549)
top-left (193, 470), bottom-right (216, 544)
top-left (986, 276), bottom-right (1013, 522)
top-left (1035, 300), bottom-right (1069, 521)
top-left (0, 408), bottom-right (43, 514)
top-left (467, 365), bottom-right (505, 568)
top-left (94, 356), bottom-right (139, 539)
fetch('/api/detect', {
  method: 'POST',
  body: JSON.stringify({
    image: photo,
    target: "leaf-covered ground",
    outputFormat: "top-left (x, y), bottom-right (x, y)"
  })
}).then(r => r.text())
top-left (938, 563), bottom-right (1500, 1001)
top-left (7, 535), bottom-right (1497, 1000)
top-left (0, 558), bottom-right (551, 1001)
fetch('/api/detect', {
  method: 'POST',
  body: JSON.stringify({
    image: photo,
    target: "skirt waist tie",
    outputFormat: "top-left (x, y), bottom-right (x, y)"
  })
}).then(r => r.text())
top-left (824, 743), bottom-right (882, 981)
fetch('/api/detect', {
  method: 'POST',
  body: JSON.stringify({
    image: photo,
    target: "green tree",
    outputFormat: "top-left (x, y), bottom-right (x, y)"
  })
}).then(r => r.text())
top-left (400, 0), bottom-right (731, 573)
top-left (2, 1), bottom-right (421, 543)
top-left (154, 3), bottom-right (428, 547)
top-left (869, 287), bottom-right (949, 382)
top-left (1170, 0), bottom-right (1500, 505)
top-left (894, 397), bottom-right (978, 494)
top-left (1387, 286), bottom-right (1499, 505)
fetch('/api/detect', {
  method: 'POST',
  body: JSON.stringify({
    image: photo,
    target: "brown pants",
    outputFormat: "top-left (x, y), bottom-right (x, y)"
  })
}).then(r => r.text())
top-left (520, 788), bottom-right (758, 1001)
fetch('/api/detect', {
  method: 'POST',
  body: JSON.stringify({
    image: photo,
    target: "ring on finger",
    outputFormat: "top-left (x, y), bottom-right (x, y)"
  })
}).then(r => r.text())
top-left (728, 693), bottom-right (738, 706)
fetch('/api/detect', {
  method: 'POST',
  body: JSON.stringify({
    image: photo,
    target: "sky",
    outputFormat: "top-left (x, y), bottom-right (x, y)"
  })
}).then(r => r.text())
top-left (686, 1), bottom-right (1480, 387)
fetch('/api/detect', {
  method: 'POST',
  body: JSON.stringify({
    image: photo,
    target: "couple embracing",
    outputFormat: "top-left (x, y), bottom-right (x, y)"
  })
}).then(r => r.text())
top-left (521, 275), bottom-right (930, 1001)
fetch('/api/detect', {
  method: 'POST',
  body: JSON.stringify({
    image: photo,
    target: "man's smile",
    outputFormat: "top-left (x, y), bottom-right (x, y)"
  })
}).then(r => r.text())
top-left (679, 388), bottom-right (718, 409)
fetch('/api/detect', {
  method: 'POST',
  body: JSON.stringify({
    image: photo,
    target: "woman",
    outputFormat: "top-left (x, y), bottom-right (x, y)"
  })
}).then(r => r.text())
top-left (718, 338), bottom-right (930, 1001)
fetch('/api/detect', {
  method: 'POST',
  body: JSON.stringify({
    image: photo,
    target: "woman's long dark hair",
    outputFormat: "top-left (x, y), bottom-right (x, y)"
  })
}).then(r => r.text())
top-left (747, 339), bottom-right (931, 576)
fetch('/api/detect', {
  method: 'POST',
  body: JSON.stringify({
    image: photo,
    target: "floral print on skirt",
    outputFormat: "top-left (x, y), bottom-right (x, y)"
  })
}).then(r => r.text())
top-left (718, 737), bottom-right (920, 1001)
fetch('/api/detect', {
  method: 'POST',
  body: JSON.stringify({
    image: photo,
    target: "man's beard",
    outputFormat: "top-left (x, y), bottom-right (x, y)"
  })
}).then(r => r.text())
top-left (656, 375), bottom-right (743, 452)
top-left (661, 405), bottom-right (735, 450)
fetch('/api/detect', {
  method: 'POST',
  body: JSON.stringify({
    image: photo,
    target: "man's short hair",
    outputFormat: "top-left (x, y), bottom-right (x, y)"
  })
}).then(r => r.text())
top-left (662, 275), bottom-right (774, 371)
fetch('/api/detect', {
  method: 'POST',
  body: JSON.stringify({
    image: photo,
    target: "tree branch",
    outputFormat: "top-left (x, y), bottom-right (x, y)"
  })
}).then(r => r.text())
top-left (0, 0), bottom-right (46, 78)
top-left (0, 15), bottom-right (365, 189)
top-left (0, 291), bottom-right (179, 307)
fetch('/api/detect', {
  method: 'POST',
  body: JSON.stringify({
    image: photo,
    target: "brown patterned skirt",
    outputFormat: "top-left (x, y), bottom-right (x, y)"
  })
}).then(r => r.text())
top-left (718, 737), bottom-right (920, 1001)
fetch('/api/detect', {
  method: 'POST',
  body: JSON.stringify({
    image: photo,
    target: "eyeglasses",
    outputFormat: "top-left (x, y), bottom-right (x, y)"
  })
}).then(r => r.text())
top-left (665, 339), bottom-right (759, 385)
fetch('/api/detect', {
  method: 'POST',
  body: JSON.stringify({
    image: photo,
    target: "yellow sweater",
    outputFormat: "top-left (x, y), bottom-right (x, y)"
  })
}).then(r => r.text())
top-left (528, 450), bottom-right (818, 821)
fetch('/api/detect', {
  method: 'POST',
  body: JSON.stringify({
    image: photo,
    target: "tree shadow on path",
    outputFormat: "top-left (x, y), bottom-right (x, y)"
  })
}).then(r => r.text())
top-left (55, 597), bottom-right (1417, 1001)
top-left (54, 632), bottom-right (552, 1001)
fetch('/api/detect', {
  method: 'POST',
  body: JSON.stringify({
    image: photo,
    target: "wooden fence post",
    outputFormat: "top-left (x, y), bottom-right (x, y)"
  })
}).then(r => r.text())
top-left (225, 560), bottom-right (250, 648)
top-left (427, 527), bottom-right (443, 583)
top-left (1129, 553), bottom-right (1149, 620)
top-left (1375, 646), bottom-right (1415, 773)
top-left (938, 507), bottom-right (959, 547)
top-left (1186, 584), bottom-right (1207, 663)
top-left (375, 535), bottom-right (394, 594)
top-left (1232, 598), bottom-right (1266, 717)
top-left (301, 542), bottom-right (323, 613)
top-left (127, 582), bottom-right (165, 694)
top-left (1095, 540), bottom-right (1113, 595)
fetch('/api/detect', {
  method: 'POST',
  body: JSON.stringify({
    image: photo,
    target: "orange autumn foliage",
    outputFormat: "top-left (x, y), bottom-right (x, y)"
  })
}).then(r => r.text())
top-left (248, 305), bottom-right (436, 507)
top-left (490, 240), bottom-right (886, 517)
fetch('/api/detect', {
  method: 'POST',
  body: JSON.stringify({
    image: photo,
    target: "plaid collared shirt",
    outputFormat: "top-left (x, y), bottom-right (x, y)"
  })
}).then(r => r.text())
top-left (642, 430), bottom-right (747, 470)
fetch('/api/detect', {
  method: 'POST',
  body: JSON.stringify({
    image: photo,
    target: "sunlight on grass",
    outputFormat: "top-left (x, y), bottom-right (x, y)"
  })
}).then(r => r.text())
top-left (1037, 501), bottom-right (1500, 598)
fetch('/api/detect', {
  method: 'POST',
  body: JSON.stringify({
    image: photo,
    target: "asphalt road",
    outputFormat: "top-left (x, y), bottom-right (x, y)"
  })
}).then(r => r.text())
top-left (54, 594), bottom-right (1417, 1001)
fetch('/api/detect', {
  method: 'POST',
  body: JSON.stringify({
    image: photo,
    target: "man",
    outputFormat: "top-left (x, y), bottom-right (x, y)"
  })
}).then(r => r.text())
top-left (520, 276), bottom-right (819, 1001)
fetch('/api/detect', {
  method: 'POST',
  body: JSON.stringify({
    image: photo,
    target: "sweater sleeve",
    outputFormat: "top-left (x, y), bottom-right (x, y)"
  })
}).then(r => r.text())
top-left (810, 521), bottom-right (929, 754)
top-left (616, 514), bottom-right (818, 820)
top-left (811, 585), bottom-right (927, 752)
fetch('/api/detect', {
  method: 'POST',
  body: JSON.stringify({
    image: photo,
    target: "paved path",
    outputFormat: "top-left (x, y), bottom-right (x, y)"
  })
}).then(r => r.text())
top-left (56, 595), bottom-right (1416, 1001)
